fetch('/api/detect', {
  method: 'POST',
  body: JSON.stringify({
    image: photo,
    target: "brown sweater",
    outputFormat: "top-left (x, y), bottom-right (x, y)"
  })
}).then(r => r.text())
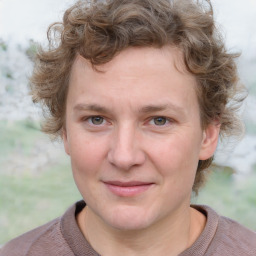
top-left (1, 201), bottom-right (256, 256)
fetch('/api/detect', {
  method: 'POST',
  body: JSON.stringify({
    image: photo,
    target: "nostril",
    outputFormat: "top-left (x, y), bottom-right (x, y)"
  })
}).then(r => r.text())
top-left (108, 151), bottom-right (135, 170)
top-left (107, 147), bottom-right (146, 170)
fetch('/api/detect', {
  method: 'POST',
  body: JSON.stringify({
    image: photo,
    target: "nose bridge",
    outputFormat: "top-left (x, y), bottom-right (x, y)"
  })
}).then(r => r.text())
top-left (108, 122), bottom-right (145, 170)
top-left (117, 122), bottom-right (134, 151)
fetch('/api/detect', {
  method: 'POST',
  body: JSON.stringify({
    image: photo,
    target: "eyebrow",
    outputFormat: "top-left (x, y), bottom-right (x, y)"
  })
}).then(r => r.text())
top-left (73, 103), bottom-right (185, 115)
top-left (139, 104), bottom-right (184, 114)
top-left (73, 103), bottom-right (110, 114)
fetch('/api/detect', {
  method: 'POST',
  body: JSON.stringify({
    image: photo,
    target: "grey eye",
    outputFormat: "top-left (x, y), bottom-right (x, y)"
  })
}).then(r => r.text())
top-left (153, 117), bottom-right (167, 125)
top-left (91, 116), bottom-right (104, 125)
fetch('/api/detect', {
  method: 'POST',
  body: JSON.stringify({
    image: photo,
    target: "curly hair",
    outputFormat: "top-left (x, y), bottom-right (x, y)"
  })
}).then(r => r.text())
top-left (30, 0), bottom-right (246, 194)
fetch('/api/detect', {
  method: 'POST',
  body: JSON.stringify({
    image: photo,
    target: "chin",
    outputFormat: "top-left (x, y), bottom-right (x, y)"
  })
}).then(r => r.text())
top-left (104, 205), bottom-right (157, 231)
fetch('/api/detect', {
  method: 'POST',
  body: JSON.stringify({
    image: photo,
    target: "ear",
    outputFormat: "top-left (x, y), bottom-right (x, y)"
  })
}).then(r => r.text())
top-left (62, 128), bottom-right (70, 156)
top-left (199, 122), bottom-right (220, 160)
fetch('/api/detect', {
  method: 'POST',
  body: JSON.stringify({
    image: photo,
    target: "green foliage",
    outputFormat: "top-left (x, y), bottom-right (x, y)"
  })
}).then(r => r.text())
top-left (193, 167), bottom-right (256, 230)
top-left (245, 121), bottom-right (256, 135)
top-left (0, 39), bottom-right (7, 51)
top-left (5, 84), bottom-right (14, 93)
top-left (0, 120), bottom-right (42, 160)
top-left (0, 162), bottom-right (81, 244)
top-left (25, 40), bottom-right (38, 61)
top-left (5, 72), bottom-right (13, 79)
top-left (248, 80), bottom-right (256, 97)
top-left (1, 67), bottom-right (14, 80)
top-left (23, 118), bottom-right (41, 130)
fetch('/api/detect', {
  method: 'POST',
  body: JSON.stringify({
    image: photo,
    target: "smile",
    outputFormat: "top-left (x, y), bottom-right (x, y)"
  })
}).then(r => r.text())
top-left (103, 181), bottom-right (154, 197)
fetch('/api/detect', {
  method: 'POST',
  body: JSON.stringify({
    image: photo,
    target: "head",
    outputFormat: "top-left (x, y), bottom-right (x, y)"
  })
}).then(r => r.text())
top-left (30, 0), bottom-right (245, 194)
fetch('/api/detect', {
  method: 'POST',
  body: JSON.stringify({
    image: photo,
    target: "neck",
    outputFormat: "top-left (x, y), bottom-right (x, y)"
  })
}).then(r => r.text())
top-left (77, 205), bottom-right (206, 256)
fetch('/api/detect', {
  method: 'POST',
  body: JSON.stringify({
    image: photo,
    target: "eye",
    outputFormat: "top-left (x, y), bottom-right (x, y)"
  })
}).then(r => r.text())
top-left (89, 116), bottom-right (105, 125)
top-left (152, 117), bottom-right (168, 126)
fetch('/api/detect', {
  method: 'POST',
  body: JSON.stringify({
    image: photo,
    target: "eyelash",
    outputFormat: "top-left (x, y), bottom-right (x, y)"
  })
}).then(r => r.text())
top-left (83, 115), bottom-right (173, 127)
top-left (148, 116), bottom-right (172, 126)
top-left (85, 116), bottom-right (107, 126)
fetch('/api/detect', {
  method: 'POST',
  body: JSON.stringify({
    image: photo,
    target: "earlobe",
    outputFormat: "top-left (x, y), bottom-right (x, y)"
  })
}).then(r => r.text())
top-left (62, 129), bottom-right (70, 155)
top-left (199, 123), bottom-right (220, 160)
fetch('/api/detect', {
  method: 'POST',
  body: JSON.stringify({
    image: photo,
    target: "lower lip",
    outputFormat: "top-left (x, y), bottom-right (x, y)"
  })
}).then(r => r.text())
top-left (104, 183), bottom-right (153, 197)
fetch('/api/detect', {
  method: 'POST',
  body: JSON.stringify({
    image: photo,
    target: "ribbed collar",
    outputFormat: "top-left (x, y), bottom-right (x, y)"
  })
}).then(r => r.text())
top-left (60, 201), bottom-right (219, 256)
top-left (179, 205), bottom-right (219, 256)
top-left (61, 201), bottom-right (100, 256)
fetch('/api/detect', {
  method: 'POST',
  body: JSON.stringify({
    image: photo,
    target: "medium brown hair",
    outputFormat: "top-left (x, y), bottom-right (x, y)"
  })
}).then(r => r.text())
top-left (30, 0), bottom-right (246, 193)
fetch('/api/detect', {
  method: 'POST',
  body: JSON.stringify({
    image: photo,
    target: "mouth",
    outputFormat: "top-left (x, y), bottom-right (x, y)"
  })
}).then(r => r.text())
top-left (103, 180), bottom-right (155, 197)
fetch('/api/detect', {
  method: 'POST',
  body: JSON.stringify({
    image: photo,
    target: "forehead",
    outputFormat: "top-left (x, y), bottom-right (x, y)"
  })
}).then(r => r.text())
top-left (68, 46), bottom-right (198, 114)
top-left (74, 46), bottom-right (188, 76)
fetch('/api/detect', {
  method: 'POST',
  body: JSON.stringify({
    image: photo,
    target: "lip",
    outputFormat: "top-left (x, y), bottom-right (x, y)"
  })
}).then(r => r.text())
top-left (103, 181), bottom-right (154, 197)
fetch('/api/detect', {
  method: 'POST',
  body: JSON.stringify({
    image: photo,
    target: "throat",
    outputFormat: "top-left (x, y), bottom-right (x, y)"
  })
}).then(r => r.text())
top-left (76, 206), bottom-right (206, 256)
top-left (188, 207), bottom-right (207, 247)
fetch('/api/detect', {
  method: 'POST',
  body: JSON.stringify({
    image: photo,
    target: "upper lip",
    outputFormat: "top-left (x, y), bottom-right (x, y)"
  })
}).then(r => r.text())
top-left (103, 181), bottom-right (154, 187)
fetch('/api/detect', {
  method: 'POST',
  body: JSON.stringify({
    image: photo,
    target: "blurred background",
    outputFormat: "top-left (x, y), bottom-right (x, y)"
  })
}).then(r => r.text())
top-left (0, 0), bottom-right (256, 245)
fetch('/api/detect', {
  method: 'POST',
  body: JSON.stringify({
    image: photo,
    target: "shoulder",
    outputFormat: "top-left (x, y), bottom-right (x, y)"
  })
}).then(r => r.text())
top-left (212, 215), bottom-right (256, 255)
top-left (0, 217), bottom-right (69, 256)
top-left (0, 200), bottom-right (83, 256)
top-left (200, 206), bottom-right (256, 256)
top-left (187, 205), bottom-right (256, 256)
top-left (0, 201), bottom-right (89, 256)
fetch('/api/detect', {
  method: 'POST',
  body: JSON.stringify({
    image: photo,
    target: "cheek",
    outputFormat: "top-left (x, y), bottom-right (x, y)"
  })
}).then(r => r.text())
top-left (69, 135), bottom-right (108, 203)
top-left (149, 135), bottom-right (200, 179)
top-left (69, 133), bottom-right (108, 176)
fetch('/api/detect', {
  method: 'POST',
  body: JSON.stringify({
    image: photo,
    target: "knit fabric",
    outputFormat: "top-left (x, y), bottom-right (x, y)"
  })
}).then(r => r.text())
top-left (1, 201), bottom-right (255, 256)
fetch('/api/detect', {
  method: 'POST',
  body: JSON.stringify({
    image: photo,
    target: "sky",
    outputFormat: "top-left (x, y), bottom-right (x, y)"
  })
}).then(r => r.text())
top-left (0, 0), bottom-right (74, 44)
top-left (0, 0), bottom-right (256, 57)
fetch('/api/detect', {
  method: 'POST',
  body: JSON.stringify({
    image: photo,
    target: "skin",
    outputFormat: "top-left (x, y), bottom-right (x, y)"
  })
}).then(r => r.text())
top-left (63, 46), bottom-right (220, 256)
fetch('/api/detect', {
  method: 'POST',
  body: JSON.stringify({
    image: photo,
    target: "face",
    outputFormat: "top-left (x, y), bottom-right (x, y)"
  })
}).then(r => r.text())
top-left (63, 47), bottom-right (219, 231)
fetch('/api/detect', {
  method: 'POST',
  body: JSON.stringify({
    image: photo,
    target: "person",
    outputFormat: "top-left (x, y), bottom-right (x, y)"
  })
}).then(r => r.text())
top-left (1, 0), bottom-right (256, 255)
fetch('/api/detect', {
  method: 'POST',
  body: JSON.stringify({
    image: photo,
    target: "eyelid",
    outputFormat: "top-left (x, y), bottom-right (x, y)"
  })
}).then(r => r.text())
top-left (83, 115), bottom-right (108, 126)
top-left (82, 115), bottom-right (174, 126)
top-left (90, 116), bottom-right (105, 125)
top-left (147, 116), bottom-right (174, 126)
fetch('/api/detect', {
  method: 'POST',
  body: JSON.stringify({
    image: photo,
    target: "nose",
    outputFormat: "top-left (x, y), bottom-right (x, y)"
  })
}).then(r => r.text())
top-left (107, 124), bottom-right (146, 171)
